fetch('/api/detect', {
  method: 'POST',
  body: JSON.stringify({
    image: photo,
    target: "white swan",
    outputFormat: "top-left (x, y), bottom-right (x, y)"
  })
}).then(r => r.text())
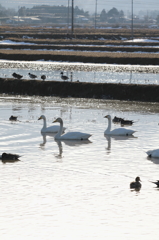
top-left (146, 149), bottom-right (159, 158)
top-left (38, 115), bottom-right (66, 133)
top-left (104, 115), bottom-right (136, 136)
top-left (53, 117), bottom-right (92, 140)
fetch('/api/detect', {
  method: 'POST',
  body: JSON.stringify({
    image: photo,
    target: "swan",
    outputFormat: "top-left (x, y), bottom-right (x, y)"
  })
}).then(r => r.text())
top-left (53, 117), bottom-right (92, 140)
top-left (38, 115), bottom-right (66, 133)
top-left (104, 115), bottom-right (136, 136)
top-left (130, 176), bottom-right (142, 189)
top-left (146, 149), bottom-right (159, 158)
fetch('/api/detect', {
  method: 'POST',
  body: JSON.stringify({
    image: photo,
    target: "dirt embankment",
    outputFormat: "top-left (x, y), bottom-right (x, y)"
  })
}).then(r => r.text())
top-left (1, 49), bottom-right (159, 65)
top-left (0, 78), bottom-right (159, 102)
top-left (1, 26), bottom-right (159, 65)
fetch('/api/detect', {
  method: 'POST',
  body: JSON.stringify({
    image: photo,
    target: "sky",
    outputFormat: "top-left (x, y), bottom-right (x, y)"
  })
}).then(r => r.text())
top-left (1, 0), bottom-right (159, 14)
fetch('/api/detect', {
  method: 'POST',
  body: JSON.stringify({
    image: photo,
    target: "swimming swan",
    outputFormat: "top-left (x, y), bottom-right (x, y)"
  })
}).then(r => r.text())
top-left (53, 117), bottom-right (92, 140)
top-left (38, 115), bottom-right (66, 133)
top-left (146, 149), bottom-right (159, 158)
top-left (104, 115), bottom-right (136, 136)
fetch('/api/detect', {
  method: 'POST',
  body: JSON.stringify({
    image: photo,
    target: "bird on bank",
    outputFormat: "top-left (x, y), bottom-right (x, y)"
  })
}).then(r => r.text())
top-left (61, 72), bottom-right (69, 81)
top-left (28, 73), bottom-right (37, 79)
top-left (9, 115), bottom-right (18, 121)
top-left (41, 75), bottom-right (46, 81)
top-left (12, 72), bottom-right (23, 79)
top-left (150, 180), bottom-right (159, 187)
top-left (130, 176), bottom-right (142, 189)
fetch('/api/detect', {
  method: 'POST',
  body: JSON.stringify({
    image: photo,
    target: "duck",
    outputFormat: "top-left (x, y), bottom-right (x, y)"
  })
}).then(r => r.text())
top-left (38, 115), bottom-right (66, 133)
top-left (104, 115), bottom-right (136, 136)
top-left (150, 180), bottom-right (159, 187)
top-left (120, 119), bottom-right (134, 126)
top-left (130, 176), bottom-right (142, 189)
top-left (12, 72), bottom-right (23, 79)
top-left (61, 72), bottom-right (69, 81)
top-left (146, 149), bottom-right (159, 158)
top-left (53, 117), bottom-right (92, 140)
top-left (112, 116), bottom-right (123, 123)
top-left (28, 73), bottom-right (37, 79)
top-left (9, 115), bottom-right (18, 121)
top-left (0, 153), bottom-right (21, 163)
top-left (41, 75), bottom-right (46, 81)
top-left (112, 116), bottom-right (134, 125)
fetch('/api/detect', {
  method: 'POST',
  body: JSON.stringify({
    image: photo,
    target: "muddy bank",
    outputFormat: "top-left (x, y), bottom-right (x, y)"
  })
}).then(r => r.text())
top-left (0, 50), bottom-right (159, 65)
top-left (0, 78), bottom-right (159, 102)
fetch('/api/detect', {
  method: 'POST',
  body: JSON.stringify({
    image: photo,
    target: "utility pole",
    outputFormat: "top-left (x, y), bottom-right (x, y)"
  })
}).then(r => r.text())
top-left (131, 0), bottom-right (134, 40)
top-left (71, 0), bottom-right (74, 35)
top-left (67, 0), bottom-right (70, 34)
top-left (95, 0), bottom-right (97, 29)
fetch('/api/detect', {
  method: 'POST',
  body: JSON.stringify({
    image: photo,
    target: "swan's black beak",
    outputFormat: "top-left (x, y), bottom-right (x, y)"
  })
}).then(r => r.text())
top-left (38, 117), bottom-right (42, 120)
top-left (104, 115), bottom-right (108, 118)
top-left (53, 119), bottom-right (57, 123)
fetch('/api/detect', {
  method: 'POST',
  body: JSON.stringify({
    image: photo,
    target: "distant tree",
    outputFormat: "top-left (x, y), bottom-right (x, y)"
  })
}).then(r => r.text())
top-left (119, 10), bottom-right (124, 18)
top-left (100, 9), bottom-right (107, 22)
top-left (107, 7), bottom-right (119, 18)
top-left (18, 7), bottom-right (26, 17)
top-left (156, 15), bottom-right (159, 23)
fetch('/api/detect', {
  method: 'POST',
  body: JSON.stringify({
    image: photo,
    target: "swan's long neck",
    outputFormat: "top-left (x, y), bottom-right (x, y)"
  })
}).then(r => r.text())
top-left (43, 117), bottom-right (47, 129)
top-left (105, 117), bottom-right (111, 133)
top-left (55, 119), bottom-right (63, 139)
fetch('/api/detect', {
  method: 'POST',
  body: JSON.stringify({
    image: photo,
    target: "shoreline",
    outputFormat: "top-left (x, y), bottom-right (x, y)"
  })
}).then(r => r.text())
top-left (1, 78), bottom-right (159, 103)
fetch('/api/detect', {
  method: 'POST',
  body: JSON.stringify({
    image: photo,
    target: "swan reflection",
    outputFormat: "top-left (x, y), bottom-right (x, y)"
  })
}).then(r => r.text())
top-left (147, 156), bottom-right (159, 165)
top-left (104, 134), bottom-right (136, 152)
top-left (54, 139), bottom-right (92, 158)
top-left (40, 132), bottom-right (55, 147)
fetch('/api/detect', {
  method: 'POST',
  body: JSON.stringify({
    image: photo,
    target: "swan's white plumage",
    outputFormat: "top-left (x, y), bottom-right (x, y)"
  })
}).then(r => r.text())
top-left (38, 115), bottom-right (66, 133)
top-left (146, 149), bottom-right (159, 158)
top-left (53, 117), bottom-right (91, 140)
top-left (104, 115), bottom-right (135, 136)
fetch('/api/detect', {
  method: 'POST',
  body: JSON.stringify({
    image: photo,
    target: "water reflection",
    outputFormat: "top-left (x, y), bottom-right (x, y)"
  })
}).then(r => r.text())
top-left (147, 156), bottom-right (159, 164)
top-left (0, 158), bottom-right (20, 164)
top-left (104, 134), bottom-right (136, 153)
top-left (40, 132), bottom-right (55, 147)
top-left (54, 139), bottom-right (92, 158)
top-left (55, 140), bottom-right (63, 159)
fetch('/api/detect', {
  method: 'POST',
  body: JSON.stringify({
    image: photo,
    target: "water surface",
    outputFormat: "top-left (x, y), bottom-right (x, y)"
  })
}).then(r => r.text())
top-left (1, 60), bottom-right (159, 85)
top-left (0, 95), bottom-right (159, 240)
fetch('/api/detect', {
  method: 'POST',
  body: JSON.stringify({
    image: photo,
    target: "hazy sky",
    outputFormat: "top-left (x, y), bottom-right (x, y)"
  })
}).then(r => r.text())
top-left (1, 0), bottom-right (159, 14)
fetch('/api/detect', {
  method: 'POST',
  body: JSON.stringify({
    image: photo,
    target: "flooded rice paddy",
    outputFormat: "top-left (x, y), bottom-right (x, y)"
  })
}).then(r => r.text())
top-left (1, 94), bottom-right (159, 240)
top-left (1, 60), bottom-right (159, 85)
